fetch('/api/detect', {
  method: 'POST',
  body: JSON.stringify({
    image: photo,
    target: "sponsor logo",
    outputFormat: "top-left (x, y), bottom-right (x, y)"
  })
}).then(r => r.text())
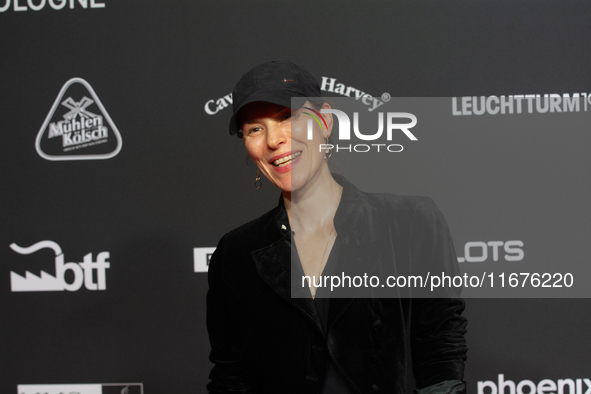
top-left (194, 247), bottom-right (215, 272)
top-left (17, 383), bottom-right (143, 394)
top-left (0, 0), bottom-right (105, 12)
top-left (478, 374), bottom-right (590, 394)
top-left (457, 240), bottom-right (524, 263)
top-left (9, 240), bottom-right (110, 292)
top-left (204, 93), bottom-right (233, 115)
top-left (320, 77), bottom-right (388, 112)
top-left (452, 93), bottom-right (590, 116)
top-left (203, 76), bottom-right (386, 115)
top-left (36, 78), bottom-right (122, 161)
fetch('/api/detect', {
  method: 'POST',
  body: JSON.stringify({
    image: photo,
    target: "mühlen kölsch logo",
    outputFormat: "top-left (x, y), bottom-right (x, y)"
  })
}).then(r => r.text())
top-left (36, 78), bottom-right (122, 161)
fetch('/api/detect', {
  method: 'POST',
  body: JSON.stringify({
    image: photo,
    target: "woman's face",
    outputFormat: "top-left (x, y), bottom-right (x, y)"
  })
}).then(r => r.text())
top-left (240, 100), bottom-right (332, 194)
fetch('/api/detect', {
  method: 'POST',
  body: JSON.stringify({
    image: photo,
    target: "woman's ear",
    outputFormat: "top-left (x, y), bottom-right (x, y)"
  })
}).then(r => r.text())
top-left (321, 102), bottom-right (334, 139)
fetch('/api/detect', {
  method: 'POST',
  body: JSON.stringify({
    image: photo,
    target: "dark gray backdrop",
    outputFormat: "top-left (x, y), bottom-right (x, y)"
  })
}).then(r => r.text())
top-left (1, 1), bottom-right (590, 392)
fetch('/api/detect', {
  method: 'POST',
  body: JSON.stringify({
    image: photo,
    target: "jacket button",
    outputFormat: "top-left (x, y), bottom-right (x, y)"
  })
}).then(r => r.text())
top-left (312, 345), bottom-right (323, 351)
top-left (373, 318), bottom-right (382, 327)
top-left (372, 383), bottom-right (380, 391)
top-left (306, 375), bottom-right (318, 381)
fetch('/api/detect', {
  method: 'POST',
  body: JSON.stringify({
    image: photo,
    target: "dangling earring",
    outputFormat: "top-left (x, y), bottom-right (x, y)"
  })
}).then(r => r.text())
top-left (324, 137), bottom-right (333, 161)
top-left (254, 168), bottom-right (262, 189)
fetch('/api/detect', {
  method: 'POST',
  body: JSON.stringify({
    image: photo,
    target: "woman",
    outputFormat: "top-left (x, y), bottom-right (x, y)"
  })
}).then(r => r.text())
top-left (206, 60), bottom-right (467, 394)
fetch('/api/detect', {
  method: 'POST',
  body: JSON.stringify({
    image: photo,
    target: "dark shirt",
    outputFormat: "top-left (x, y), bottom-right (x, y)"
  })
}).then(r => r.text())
top-left (297, 237), bottom-right (353, 394)
top-left (302, 236), bottom-right (464, 394)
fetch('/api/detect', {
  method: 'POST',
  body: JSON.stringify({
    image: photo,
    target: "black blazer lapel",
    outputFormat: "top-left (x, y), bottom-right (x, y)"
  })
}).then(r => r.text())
top-left (251, 238), bottom-right (324, 334)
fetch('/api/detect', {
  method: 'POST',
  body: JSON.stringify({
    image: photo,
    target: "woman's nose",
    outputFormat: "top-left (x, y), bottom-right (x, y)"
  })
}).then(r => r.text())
top-left (266, 123), bottom-right (289, 149)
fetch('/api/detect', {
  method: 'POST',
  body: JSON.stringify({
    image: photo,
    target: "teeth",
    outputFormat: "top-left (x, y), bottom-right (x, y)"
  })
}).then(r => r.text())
top-left (273, 152), bottom-right (301, 167)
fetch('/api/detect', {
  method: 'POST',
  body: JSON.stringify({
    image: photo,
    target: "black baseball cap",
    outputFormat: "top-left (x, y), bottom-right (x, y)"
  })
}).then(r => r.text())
top-left (229, 60), bottom-right (322, 136)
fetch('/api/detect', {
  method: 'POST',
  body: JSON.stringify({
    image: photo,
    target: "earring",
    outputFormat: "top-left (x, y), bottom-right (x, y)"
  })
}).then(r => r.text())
top-left (254, 168), bottom-right (262, 189)
top-left (324, 137), bottom-right (333, 161)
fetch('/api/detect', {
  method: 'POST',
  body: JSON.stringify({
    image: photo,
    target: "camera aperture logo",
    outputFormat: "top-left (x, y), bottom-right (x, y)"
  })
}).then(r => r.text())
top-left (303, 107), bottom-right (329, 134)
top-left (36, 78), bottom-right (122, 161)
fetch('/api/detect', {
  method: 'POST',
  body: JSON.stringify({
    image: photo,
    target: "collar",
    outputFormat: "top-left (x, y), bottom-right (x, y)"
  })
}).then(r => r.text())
top-left (273, 174), bottom-right (379, 247)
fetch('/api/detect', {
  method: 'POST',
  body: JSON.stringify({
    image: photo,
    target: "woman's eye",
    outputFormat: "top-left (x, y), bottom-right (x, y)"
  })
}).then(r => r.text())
top-left (247, 127), bottom-right (262, 134)
top-left (281, 113), bottom-right (292, 121)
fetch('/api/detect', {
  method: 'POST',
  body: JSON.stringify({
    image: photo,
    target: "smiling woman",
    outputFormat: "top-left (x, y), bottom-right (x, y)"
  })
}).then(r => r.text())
top-left (206, 60), bottom-right (468, 394)
top-left (239, 100), bottom-right (334, 197)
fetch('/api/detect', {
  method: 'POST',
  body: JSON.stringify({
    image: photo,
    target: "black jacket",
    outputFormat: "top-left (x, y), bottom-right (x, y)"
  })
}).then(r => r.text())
top-left (206, 175), bottom-right (467, 393)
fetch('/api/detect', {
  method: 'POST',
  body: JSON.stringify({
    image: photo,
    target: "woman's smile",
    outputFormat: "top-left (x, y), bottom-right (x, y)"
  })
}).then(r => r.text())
top-left (270, 151), bottom-right (302, 172)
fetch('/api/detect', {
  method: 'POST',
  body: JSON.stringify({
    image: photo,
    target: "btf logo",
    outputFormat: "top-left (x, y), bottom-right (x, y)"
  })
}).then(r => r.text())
top-left (9, 240), bottom-right (110, 292)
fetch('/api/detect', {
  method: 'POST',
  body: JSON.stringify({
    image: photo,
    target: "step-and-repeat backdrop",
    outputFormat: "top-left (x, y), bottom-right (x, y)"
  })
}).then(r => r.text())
top-left (1, 1), bottom-right (590, 393)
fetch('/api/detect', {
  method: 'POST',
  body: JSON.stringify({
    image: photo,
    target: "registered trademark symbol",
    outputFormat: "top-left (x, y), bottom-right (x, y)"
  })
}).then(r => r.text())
top-left (381, 92), bottom-right (391, 102)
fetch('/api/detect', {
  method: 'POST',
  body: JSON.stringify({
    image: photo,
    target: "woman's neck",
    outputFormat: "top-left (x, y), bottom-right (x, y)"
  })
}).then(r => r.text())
top-left (283, 165), bottom-right (343, 234)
